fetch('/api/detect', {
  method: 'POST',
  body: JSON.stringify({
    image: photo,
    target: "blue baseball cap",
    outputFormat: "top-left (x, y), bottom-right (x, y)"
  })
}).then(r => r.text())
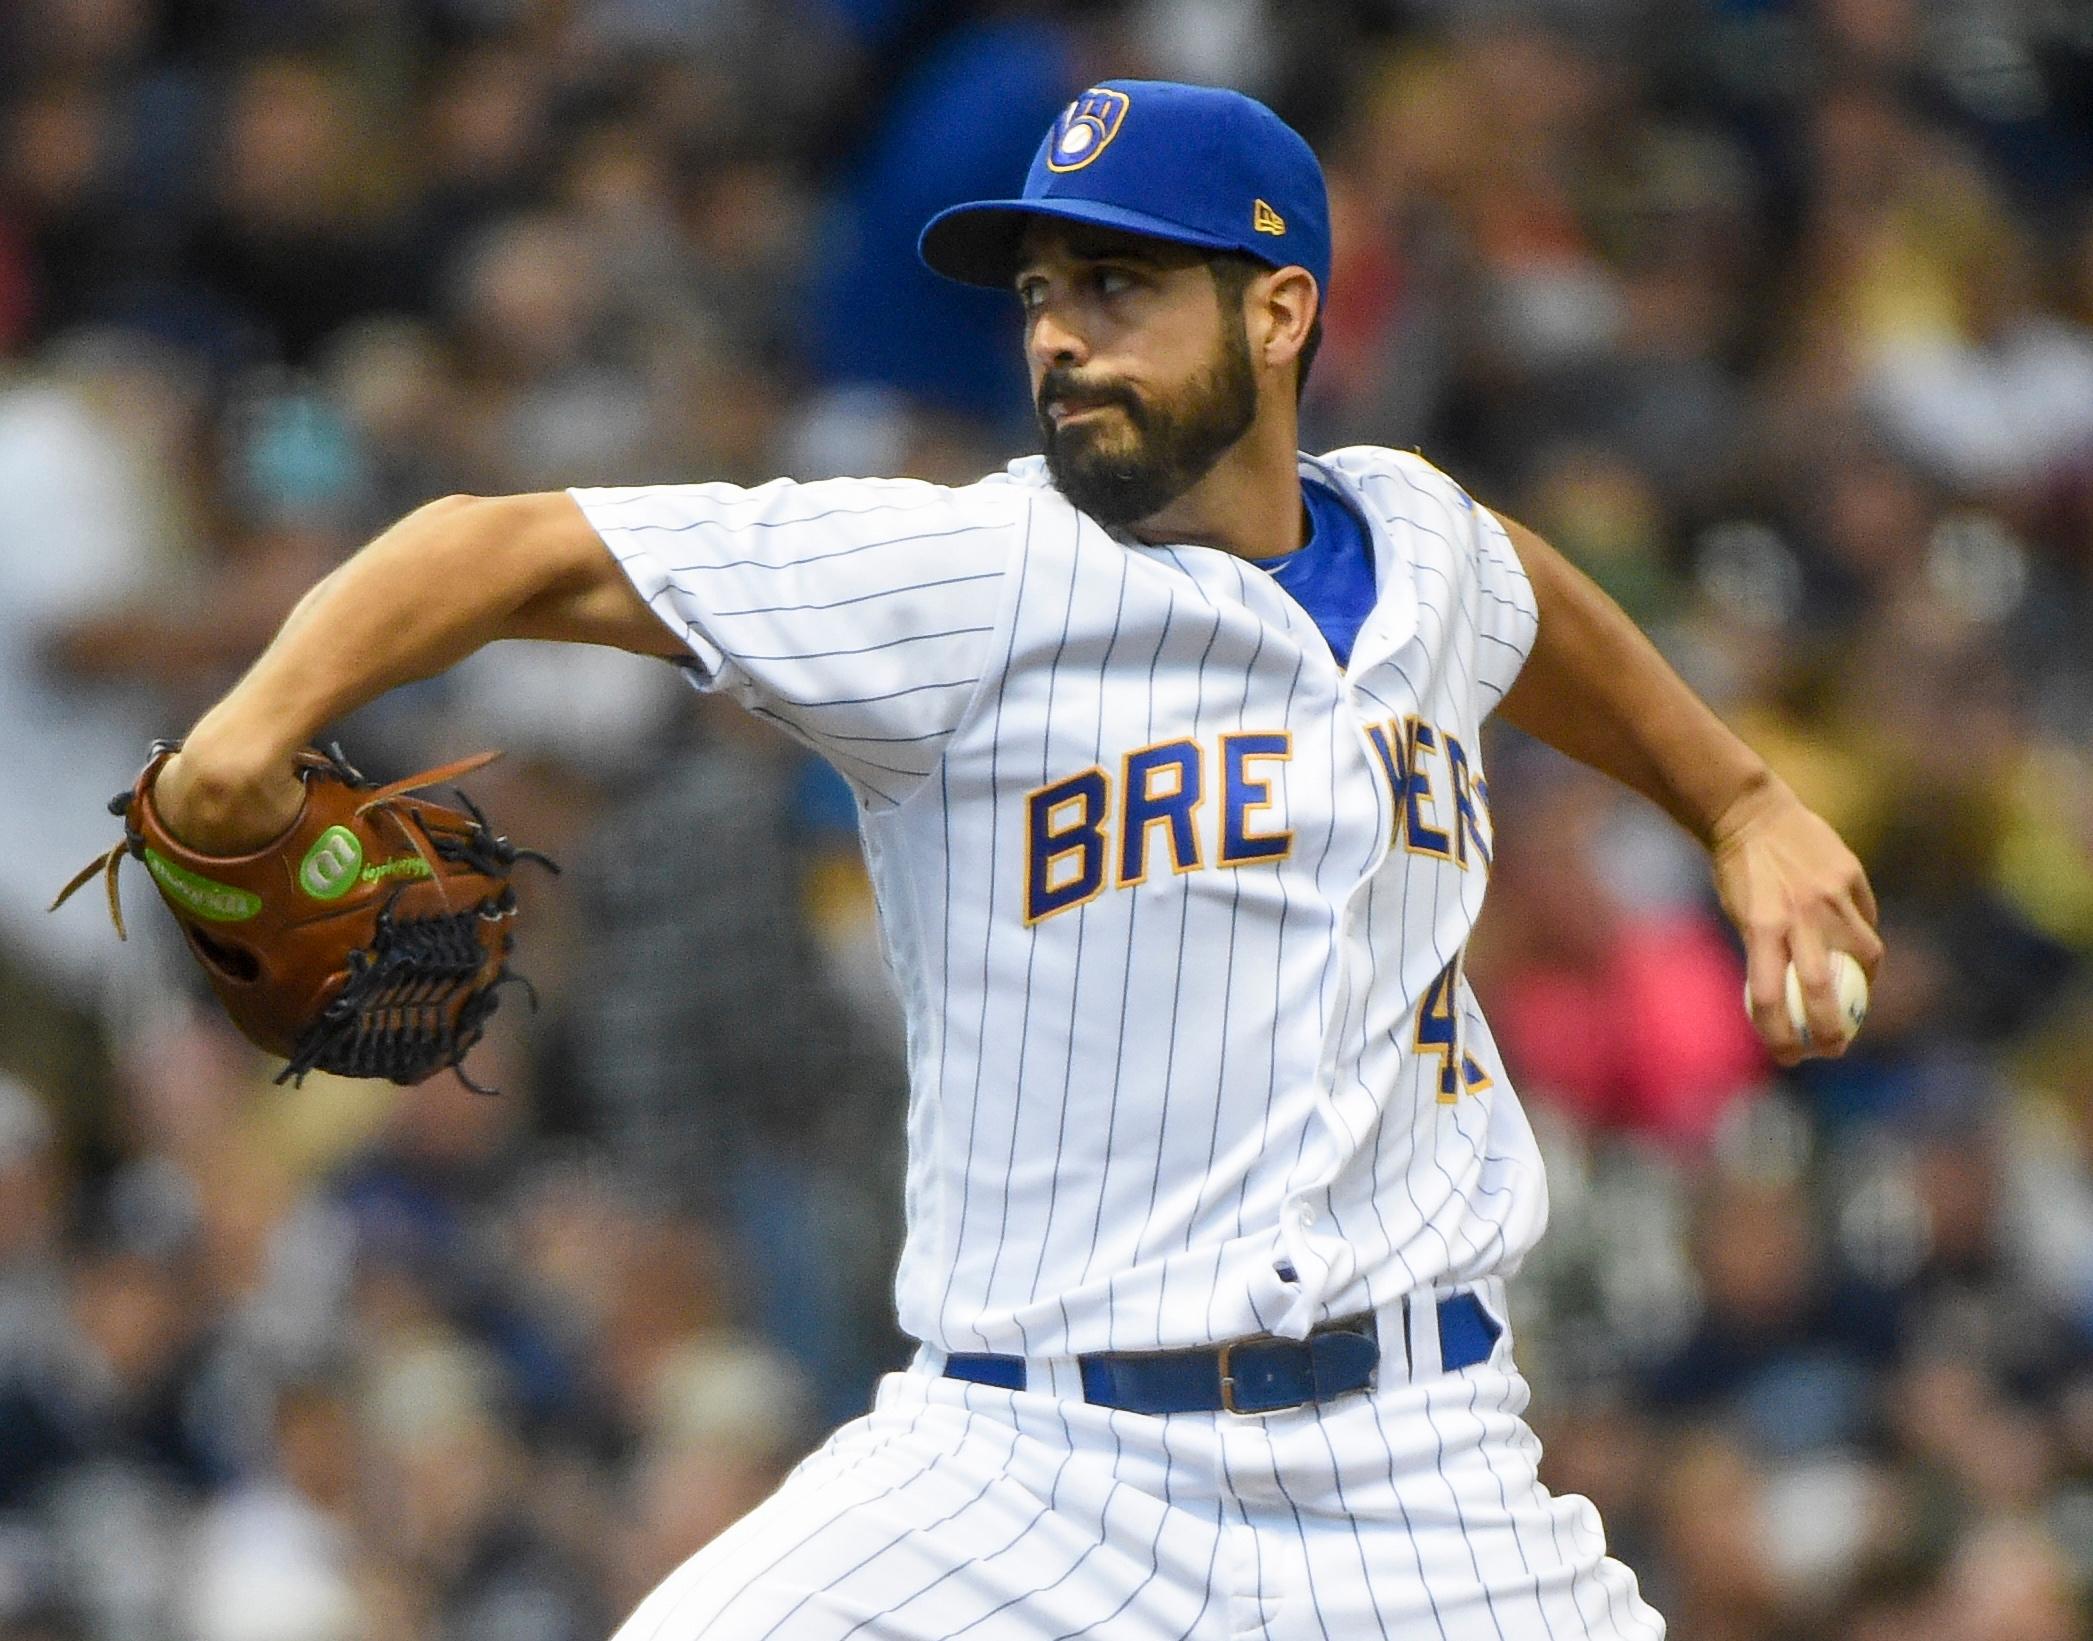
top-left (918, 80), bottom-right (1330, 301)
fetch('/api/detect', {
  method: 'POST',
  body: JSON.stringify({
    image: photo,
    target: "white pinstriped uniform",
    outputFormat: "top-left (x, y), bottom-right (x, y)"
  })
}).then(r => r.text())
top-left (571, 448), bottom-right (1663, 1638)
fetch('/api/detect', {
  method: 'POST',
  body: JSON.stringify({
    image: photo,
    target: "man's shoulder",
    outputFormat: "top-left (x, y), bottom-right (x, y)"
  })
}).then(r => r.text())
top-left (830, 463), bottom-right (1050, 534)
top-left (573, 470), bottom-right (1038, 530)
top-left (1310, 445), bottom-right (1478, 514)
top-left (983, 454), bottom-right (1055, 495)
top-left (795, 469), bottom-right (1040, 527)
top-left (1310, 447), bottom-right (1503, 565)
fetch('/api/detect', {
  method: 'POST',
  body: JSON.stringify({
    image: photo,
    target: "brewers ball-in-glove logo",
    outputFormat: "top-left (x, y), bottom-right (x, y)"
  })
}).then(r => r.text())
top-left (1047, 87), bottom-right (1130, 172)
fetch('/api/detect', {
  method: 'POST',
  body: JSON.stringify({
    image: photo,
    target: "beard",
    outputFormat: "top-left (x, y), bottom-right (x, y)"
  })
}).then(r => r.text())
top-left (1038, 320), bottom-right (1259, 531)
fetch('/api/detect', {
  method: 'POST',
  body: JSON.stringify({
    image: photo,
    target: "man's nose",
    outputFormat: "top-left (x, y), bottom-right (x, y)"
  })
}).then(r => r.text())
top-left (1028, 305), bottom-right (1089, 372)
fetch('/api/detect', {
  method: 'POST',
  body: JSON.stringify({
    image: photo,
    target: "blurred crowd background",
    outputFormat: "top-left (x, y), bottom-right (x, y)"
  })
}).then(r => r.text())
top-left (1, 0), bottom-right (2090, 1637)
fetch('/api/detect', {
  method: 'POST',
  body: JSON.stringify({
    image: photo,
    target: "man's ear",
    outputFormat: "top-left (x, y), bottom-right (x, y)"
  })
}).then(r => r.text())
top-left (1253, 267), bottom-right (1319, 376)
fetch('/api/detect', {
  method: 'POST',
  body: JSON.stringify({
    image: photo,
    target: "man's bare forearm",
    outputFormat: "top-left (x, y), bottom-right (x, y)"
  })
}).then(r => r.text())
top-left (188, 493), bottom-right (667, 765)
top-left (162, 490), bottom-right (669, 849)
top-left (1493, 512), bottom-right (1772, 846)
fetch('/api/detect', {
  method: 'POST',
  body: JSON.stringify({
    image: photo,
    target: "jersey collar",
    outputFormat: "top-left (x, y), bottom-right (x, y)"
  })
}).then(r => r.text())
top-left (999, 450), bottom-right (1421, 680)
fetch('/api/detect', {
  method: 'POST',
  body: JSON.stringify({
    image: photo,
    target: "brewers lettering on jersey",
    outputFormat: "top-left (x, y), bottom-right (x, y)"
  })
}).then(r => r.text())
top-left (148, 78), bottom-right (1885, 1641)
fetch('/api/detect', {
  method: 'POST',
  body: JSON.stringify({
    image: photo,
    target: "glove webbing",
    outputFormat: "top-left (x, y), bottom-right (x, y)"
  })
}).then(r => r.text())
top-left (276, 886), bottom-right (521, 1089)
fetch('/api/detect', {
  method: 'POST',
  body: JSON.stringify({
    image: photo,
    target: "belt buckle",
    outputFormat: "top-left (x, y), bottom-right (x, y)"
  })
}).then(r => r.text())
top-left (1216, 1335), bottom-right (1295, 1416)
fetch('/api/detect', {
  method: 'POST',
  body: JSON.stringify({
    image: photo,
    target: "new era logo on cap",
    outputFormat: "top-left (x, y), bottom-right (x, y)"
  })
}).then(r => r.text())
top-left (918, 80), bottom-right (1331, 300)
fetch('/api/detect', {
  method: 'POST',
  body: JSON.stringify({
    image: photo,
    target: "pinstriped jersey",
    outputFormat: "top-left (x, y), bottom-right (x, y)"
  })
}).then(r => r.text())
top-left (571, 445), bottom-right (1547, 1355)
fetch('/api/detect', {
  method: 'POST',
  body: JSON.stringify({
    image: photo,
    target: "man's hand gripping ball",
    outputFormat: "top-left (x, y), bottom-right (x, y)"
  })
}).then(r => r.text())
top-left (1710, 775), bottom-right (1882, 1065)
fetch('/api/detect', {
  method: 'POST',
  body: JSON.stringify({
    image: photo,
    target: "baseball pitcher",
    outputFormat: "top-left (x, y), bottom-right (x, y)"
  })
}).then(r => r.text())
top-left (134, 82), bottom-right (1880, 1638)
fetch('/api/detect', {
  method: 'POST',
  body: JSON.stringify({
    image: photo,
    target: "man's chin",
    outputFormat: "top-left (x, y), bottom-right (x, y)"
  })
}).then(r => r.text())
top-left (1046, 456), bottom-right (1186, 530)
top-left (1048, 416), bottom-right (1134, 460)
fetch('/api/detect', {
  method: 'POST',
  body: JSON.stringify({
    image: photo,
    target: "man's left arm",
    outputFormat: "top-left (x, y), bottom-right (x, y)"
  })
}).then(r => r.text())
top-left (1488, 510), bottom-right (1882, 1065)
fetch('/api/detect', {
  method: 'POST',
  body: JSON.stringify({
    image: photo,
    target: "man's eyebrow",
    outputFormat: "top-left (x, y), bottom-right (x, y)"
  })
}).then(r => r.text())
top-left (1063, 233), bottom-right (1166, 264)
top-left (1014, 229), bottom-right (1179, 274)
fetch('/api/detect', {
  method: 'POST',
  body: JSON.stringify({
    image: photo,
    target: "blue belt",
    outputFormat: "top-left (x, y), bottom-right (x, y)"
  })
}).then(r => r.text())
top-left (943, 1292), bottom-right (1501, 1415)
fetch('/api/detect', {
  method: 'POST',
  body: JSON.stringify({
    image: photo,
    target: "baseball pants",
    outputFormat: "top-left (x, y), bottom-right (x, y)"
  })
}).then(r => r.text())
top-left (614, 1288), bottom-right (1665, 1639)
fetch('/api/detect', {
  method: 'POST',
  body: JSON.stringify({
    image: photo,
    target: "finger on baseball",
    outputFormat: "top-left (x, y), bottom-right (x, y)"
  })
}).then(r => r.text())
top-left (1850, 865), bottom-right (1880, 932)
top-left (1789, 920), bottom-right (1847, 1059)
top-left (1744, 921), bottom-right (1803, 1065)
top-left (1839, 899), bottom-right (1886, 979)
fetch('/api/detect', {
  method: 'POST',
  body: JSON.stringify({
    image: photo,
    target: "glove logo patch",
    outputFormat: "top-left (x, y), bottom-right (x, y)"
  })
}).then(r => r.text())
top-left (298, 826), bottom-right (364, 900)
top-left (144, 849), bottom-right (262, 922)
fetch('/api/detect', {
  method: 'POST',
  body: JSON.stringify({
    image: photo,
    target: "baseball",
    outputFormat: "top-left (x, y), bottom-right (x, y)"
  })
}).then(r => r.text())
top-left (1749, 950), bottom-right (1869, 1046)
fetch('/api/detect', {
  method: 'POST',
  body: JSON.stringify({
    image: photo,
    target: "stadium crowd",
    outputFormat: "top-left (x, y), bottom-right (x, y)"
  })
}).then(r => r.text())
top-left (1, 0), bottom-right (2090, 1636)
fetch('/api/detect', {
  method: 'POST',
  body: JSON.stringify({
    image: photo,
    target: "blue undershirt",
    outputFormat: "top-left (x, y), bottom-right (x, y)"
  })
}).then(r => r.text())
top-left (1260, 477), bottom-right (1377, 667)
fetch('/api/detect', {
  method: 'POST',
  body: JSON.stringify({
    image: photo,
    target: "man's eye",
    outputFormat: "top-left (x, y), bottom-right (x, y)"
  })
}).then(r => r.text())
top-left (1016, 282), bottom-right (1045, 310)
top-left (1095, 268), bottom-right (1134, 296)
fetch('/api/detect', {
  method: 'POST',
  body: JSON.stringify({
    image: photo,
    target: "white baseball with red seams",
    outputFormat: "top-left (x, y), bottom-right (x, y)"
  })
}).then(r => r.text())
top-left (570, 447), bottom-right (1665, 1638)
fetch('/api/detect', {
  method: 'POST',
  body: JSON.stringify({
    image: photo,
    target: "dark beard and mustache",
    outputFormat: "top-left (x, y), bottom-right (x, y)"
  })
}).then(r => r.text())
top-left (1038, 318), bottom-right (1259, 531)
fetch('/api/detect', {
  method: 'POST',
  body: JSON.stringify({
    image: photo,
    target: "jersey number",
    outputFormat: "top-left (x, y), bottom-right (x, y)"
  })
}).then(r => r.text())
top-left (1415, 955), bottom-right (1493, 1105)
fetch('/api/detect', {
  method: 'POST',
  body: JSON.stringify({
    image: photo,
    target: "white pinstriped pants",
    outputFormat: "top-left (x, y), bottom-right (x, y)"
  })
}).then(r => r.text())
top-left (613, 1296), bottom-right (1664, 1639)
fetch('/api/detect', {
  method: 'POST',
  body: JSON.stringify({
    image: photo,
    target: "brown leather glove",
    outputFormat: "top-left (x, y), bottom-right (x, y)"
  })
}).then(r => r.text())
top-left (53, 742), bottom-right (555, 1089)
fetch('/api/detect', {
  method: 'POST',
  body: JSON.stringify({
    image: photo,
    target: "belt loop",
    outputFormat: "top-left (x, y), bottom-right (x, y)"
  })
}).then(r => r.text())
top-left (1374, 1295), bottom-right (1411, 1379)
top-left (1474, 1277), bottom-right (1510, 1361)
top-left (1404, 1290), bottom-right (1443, 1382)
top-left (1034, 1355), bottom-right (1085, 1399)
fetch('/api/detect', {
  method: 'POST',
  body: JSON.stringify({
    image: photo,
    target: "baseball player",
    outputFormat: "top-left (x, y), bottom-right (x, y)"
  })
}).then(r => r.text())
top-left (152, 82), bottom-right (1880, 1638)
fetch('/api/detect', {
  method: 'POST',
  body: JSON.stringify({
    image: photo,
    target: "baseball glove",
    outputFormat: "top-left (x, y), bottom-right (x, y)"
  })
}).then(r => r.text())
top-left (51, 741), bottom-right (556, 1090)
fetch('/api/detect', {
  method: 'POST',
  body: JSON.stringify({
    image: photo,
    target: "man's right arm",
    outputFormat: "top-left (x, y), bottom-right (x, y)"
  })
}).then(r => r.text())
top-left (158, 492), bottom-right (661, 854)
top-left (1488, 510), bottom-right (1883, 1064)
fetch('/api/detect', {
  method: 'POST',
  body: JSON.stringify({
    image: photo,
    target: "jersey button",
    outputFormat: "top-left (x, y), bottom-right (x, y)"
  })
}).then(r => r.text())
top-left (1292, 1203), bottom-right (1317, 1229)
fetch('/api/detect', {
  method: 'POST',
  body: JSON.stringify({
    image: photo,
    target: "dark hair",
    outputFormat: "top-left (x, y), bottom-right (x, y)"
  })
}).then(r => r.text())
top-left (1209, 253), bottom-right (1322, 404)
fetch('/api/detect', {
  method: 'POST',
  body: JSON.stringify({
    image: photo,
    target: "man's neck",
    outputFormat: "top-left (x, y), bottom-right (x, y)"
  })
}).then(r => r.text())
top-left (1128, 412), bottom-right (1306, 561)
